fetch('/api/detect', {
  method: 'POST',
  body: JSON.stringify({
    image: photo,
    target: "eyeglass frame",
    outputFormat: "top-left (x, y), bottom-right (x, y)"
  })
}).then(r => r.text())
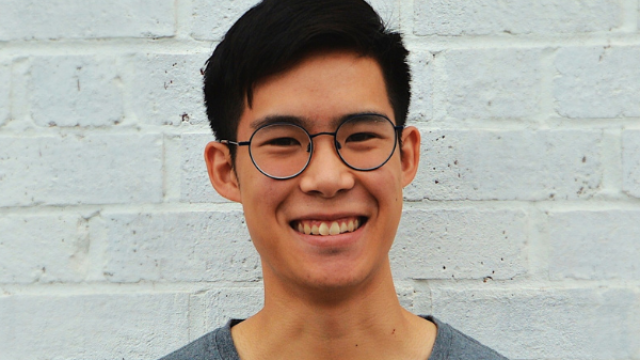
top-left (219, 113), bottom-right (405, 180)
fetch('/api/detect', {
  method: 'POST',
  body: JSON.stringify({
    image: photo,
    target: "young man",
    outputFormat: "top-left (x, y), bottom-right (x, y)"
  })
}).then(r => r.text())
top-left (162, 0), bottom-right (508, 359)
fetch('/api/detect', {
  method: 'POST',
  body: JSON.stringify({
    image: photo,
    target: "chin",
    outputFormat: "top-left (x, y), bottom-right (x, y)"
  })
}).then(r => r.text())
top-left (294, 258), bottom-right (383, 294)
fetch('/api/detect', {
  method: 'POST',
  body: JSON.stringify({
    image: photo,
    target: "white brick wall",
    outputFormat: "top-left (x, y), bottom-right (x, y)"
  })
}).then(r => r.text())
top-left (424, 286), bottom-right (640, 359)
top-left (0, 61), bottom-right (10, 127)
top-left (0, 134), bottom-right (163, 206)
top-left (97, 209), bottom-right (260, 282)
top-left (414, 0), bottom-right (623, 36)
top-left (555, 46), bottom-right (640, 118)
top-left (131, 53), bottom-right (210, 126)
top-left (391, 207), bottom-right (528, 280)
top-left (0, 1), bottom-right (639, 359)
top-left (30, 56), bottom-right (124, 127)
top-left (0, 0), bottom-right (176, 40)
top-left (0, 293), bottom-right (190, 359)
top-left (444, 49), bottom-right (543, 120)
top-left (623, 130), bottom-right (640, 197)
top-left (548, 209), bottom-right (640, 280)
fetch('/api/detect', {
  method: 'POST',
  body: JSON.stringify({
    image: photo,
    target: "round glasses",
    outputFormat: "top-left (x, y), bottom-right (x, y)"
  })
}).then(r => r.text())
top-left (221, 113), bottom-right (404, 180)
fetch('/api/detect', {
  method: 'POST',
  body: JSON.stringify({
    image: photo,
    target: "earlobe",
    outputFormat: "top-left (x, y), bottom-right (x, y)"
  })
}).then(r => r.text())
top-left (400, 126), bottom-right (421, 187)
top-left (204, 142), bottom-right (242, 203)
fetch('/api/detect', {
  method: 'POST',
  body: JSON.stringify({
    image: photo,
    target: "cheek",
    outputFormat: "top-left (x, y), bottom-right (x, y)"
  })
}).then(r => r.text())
top-left (367, 163), bottom-right (404, 204)
top-left (365, 165), bottom-right (404, 236)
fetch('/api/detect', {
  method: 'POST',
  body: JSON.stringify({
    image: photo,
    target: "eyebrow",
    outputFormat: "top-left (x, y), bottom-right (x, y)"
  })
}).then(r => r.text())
top-left (249, 111), bottom-right (389, 130)
top-left (250, 115), bottom-right (311, 130)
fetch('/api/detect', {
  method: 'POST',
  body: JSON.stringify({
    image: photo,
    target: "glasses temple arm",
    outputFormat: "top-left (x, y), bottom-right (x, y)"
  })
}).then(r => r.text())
top-left (219, 140), bottom-right (250, 146)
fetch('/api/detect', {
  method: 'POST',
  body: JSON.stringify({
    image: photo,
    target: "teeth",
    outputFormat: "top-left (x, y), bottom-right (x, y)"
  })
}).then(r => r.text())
top-left (329, 222), bottom-right (340, 235)
top-left (319, 222), bottom-right (329, 235)
top-left (295, 218), bottom-right (364, 236)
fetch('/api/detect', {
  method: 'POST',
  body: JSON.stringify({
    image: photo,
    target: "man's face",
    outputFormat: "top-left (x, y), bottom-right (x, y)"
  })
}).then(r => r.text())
top-left (214, 50), bottom-right (419, 294)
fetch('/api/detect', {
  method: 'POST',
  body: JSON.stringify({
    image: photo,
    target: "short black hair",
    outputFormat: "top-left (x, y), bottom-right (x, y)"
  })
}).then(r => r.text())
top-left (204, 0), bottom-right (411, 155)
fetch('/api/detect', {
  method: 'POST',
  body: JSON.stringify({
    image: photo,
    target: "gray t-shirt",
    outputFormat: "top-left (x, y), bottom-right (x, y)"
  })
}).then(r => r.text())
top-left (160, 315), bottom-right (508, 360)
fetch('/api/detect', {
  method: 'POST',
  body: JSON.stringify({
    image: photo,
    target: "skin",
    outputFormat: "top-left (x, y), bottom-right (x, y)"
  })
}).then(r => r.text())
top-left (205, 50), bottom-right (436, 360)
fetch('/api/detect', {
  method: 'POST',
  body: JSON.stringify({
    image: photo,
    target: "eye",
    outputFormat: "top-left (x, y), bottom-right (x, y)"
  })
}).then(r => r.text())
top-left (266, 137), bottom-right (301, 146)
top-left (346, 132), bottom-right (377, 142)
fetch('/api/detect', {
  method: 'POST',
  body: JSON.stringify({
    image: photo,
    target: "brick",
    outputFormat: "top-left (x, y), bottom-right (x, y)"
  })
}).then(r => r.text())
top-left (395, 281), bottom-right (419, 311)
top-left (0, 293), bottom-right (189, 359)
top-left (191, 0), bottom-right (258, 41)
top-left (181, 133), bottom-right (231, 203)
top-left (444, 49), bottom-right (542, 120)
top-left (0, 0), bottom-right (175, 41)
top-left (424, 286), bottom-right (640, 359)
top-left (404, 129), bottom-right (603, 201)
top-left (408, 51), bottom-right (433, 122)
top-left (623, 130), bottom-right (640, 198)
top-left (98, 209), bottom-right (260, 282)
top-left (30, 56), bottom-right (123, 127)
top-left (205, 286), bottom-right (263, 328)
top-left (192, 0), bottom-right (398, 41)
top-left (366, 0), bottom-right (400, 29)
top-left (391, 207), bottom-right (527, 280)
top-left (0, 213), bottom-right (93, 284)
top-left (131, 53), bottom-right (209, 126)
top-left (549, 209), bottom-right (640, 280)
top-left (555, 46), bottom-right (640, 118)
top-left (0, 134), bottom-right (163, 206)
top-left (0, 61), bottom-right (9, 127)
top-left (415, 0), bottom-right (622, 35)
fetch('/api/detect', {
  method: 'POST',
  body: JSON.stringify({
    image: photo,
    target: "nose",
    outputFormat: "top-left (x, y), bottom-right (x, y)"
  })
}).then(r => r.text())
top-left (298, 135), bottom-right (355, 198)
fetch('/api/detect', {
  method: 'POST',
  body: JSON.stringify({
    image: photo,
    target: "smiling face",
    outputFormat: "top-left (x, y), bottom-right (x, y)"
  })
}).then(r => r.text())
top-left (206, 50), bottom-right (420, 297)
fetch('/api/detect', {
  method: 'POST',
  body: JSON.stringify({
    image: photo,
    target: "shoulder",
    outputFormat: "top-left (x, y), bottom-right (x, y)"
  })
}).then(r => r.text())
top-left (158, 320), bottom-right (241, 360)
top-left (424, 316), bottom-right (509, 360)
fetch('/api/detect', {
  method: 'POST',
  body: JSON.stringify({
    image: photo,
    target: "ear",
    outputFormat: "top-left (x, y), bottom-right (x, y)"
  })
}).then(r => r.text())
top-left (204, 141), bottom-right (242, 203)
top-left (399, 126), bottom-right (421, 188)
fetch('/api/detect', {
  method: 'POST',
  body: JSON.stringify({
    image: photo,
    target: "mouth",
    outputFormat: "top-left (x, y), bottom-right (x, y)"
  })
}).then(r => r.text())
top-left (290, 216), bottom-right (367, 236)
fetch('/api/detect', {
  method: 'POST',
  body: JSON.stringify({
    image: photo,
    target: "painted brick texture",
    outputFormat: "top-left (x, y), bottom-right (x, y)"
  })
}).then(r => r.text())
top-left (30, 56), bottom-right (124, 127)
top-left (405, 129), bottom-right (603, 201)
top-left (414, 0), bottom-right (623, 36)
top-left (549, 209), bottom-right (640, 280)
top-left (555, 46), bottom-right (640, 118)
top-left (0, 134), bottom-right (163, 206)
top-left (0, 0), bottom-right (175, 41)
top-left (97, 209), bottom-right (260, 283)
top-left (444, 49), bottom-right (543, 120)
top-left (0, 61), bottom-right (9, 126)
top-left (623, 130), bottom-right (640, 198)
top-left (391, 207), bottom-right (528, 280)
top-left (0, 213), bottom-right (92, 284)
top-left (424, 285), bottom-right (640, 359)
top-left (131, 53), bottom-right (210, 126)
top-left (0, 293), bottom-right (190, 359)
top-left (1, 1), bottom-right (638, 360)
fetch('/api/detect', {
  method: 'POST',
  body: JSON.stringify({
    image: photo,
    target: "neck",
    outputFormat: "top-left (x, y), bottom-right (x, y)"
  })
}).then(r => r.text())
top-left (231, 260), bottom-right (436, 360)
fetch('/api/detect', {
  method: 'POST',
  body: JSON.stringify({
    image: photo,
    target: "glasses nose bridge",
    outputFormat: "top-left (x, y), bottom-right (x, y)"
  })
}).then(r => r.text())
top-left (308, 131), bottom-right (340, 152)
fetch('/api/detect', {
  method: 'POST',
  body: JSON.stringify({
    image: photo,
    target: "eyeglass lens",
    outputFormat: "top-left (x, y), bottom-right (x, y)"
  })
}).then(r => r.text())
top-left (249, 115), bottom-right (397, 179)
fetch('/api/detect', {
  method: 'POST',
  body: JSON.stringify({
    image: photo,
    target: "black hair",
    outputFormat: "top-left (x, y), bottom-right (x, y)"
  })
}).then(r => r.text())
top-left (204, 0), bottom-right (411, 158)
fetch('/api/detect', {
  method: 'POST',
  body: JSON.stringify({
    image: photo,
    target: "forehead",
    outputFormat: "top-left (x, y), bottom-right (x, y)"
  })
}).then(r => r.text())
top-left (238, 50), bottom-right (394, 136)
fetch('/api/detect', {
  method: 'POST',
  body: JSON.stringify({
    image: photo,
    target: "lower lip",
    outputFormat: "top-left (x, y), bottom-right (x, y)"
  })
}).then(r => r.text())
top-left (293, 221), bottom-right (365, 249)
